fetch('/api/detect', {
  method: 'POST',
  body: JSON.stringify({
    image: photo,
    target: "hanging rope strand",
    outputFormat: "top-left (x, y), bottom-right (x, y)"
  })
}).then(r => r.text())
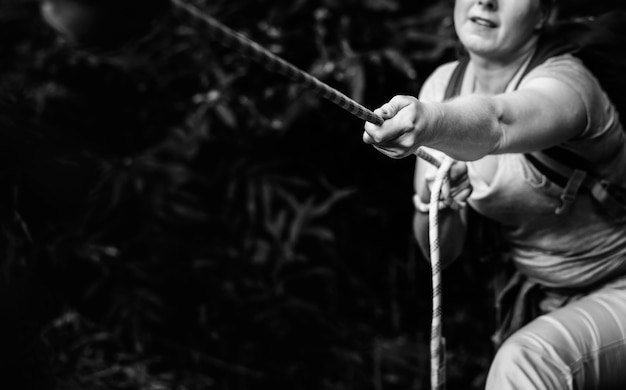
top-left (169, 0), bottom-right (439, 167)
top-left (428, 157), bottom-right (453, 390)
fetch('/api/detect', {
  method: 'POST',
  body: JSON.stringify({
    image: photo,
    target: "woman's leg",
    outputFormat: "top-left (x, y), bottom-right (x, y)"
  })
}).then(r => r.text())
top-left (485, 288), bottom-right (626, 390)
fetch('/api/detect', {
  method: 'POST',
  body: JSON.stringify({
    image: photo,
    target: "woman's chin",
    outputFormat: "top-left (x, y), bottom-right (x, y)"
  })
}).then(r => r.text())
top-left (461, 39), bottom-right (498, 58)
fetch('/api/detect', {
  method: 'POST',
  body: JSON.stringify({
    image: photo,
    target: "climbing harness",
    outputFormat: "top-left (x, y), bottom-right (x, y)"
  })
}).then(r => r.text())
top-left (169, 1), bottom-right (449, 388)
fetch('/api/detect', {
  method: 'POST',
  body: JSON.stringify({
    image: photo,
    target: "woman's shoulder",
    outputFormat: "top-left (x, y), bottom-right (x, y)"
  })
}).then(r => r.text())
top-left (521, 54), bottom-right (597, 96)
top-left (525, 53), bottom-right (626, 177)
top-left (529, 53), bottom-right (586, 72)
top-left (418, 60), bottom-right (460, 102)
top-left (523, 53), bottom-right (620, 137)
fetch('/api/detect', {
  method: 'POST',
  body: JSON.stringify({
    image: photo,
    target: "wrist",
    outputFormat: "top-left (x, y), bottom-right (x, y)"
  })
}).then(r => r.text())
top-left (418, 101), bottom-right (446, 148)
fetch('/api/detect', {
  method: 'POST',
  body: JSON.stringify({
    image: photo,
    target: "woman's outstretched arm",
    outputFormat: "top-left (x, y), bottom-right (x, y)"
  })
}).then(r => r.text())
top-left (363, 77), bottom-right (587, 161)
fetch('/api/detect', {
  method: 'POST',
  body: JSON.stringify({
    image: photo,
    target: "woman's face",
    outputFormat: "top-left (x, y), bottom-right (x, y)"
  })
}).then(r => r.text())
top-left (454, 0), bottom-right (546, 61)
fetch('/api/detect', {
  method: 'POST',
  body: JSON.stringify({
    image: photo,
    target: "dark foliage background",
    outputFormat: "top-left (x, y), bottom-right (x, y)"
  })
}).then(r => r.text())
top-left (0, 1), bottom-right (622, 389)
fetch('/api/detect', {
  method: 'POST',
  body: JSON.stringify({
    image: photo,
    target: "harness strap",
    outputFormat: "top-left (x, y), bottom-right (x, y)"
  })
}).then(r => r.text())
top-left (525, 150), bottom-right (626, 213)
top-left (557, 170), bottom-right (587, 215)
top-left (525, 152), bottom-right (586, 214)
top-left (443, 58), bottom-right (468, 101)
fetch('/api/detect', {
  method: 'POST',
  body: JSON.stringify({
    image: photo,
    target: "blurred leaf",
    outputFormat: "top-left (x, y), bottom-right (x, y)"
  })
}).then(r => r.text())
top-left (364, 0), bottom-right (400, 12)
top-left (383, 49), bottom-right (417, 80)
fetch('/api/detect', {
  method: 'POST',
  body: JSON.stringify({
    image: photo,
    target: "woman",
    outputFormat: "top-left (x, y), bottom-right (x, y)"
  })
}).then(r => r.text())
top-left (363, 0), bottom-right (626, 389)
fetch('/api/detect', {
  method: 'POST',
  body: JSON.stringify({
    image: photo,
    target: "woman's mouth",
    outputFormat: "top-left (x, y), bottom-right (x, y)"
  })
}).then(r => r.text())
top-left (470, 17), bottom-right (497, 28)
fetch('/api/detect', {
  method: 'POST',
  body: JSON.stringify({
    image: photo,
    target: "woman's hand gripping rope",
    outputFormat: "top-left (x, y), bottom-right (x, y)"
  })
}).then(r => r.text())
top-left (363, 95), bottom-right (425, 159)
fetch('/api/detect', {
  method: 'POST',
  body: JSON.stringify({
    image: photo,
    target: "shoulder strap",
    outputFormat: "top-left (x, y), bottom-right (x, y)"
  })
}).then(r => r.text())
top-left (521, 36), bottom-right (577, 81)
top-left (443, 57), bottom-right (469, 101)
top-left (444, 36), bottom-right (574, 100)
top-left (525, 150), bottom-right (626, 213)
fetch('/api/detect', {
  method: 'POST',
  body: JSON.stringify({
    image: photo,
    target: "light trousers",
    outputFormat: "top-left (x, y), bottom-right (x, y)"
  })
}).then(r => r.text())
top-left (486, 288), bottom-right (626, 390)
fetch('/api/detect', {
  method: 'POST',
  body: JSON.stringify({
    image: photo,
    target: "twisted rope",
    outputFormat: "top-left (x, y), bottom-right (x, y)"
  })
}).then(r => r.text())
top-left (428, 157), bottom-right (453, 390)
top-left (169, 0), bottom-right (439, 167)
top-left (170, 1), bottom-right (447, 388)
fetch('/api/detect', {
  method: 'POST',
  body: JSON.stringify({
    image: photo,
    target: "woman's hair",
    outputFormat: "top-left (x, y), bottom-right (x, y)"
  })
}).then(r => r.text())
top-left (539, 0), bottom-right (558, 25)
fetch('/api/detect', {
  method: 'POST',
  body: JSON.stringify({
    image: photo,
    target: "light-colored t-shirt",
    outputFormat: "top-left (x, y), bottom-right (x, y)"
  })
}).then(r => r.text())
top-left (417, 54), bottom-right (626, 289)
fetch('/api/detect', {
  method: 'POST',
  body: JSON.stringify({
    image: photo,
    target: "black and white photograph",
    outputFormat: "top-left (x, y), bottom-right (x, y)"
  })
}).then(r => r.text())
top-left (1, 0), bottom-right (626, 389)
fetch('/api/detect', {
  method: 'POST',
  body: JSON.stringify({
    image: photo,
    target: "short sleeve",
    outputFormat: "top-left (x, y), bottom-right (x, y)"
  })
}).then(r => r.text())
top-left (519, 54), bottom-right (618, 141)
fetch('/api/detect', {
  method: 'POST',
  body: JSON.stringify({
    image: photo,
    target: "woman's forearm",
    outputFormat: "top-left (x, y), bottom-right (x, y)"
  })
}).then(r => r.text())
top-left (421, 95), bottom-right (504, 162)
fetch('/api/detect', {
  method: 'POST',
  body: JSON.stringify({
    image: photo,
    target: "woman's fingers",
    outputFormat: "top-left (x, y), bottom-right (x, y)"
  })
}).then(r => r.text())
top-left (374, 95), bottom-right (415, 119)
top-left (423, 161), bottom-right (473, 209)
top-left (449, 161), bottom-right (468, 183)
top-left (449, 186), bottom-right (472, 210)
top-left (372, 145), bottom-right (408, 159)
top-left (447, 161), bottom-right (472, 207)
top-left (363, 95), bottom-right (420, 153)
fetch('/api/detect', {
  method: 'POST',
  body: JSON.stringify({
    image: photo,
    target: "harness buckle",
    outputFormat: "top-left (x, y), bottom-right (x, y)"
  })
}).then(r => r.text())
top-left (555, 169), bottom-right (587, 215)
